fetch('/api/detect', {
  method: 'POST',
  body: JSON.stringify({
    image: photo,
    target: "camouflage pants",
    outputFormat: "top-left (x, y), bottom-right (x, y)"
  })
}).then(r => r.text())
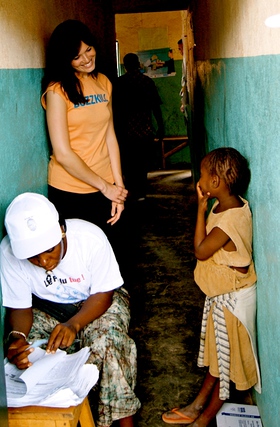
top-left (28, 287), bottom-right (141, 426)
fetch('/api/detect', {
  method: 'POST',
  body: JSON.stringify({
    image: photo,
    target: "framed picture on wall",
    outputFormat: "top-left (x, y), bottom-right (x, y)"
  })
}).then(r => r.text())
top-left (137, 48), bottom-right (176, 78)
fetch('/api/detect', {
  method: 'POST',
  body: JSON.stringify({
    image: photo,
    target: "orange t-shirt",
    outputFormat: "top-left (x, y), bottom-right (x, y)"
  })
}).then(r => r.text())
top-left (41, 73), bottom-right (114, 193)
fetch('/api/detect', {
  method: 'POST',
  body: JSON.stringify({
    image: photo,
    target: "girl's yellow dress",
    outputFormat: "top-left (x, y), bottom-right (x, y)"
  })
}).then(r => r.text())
top-left (194, 198), bottom-right (261, 399)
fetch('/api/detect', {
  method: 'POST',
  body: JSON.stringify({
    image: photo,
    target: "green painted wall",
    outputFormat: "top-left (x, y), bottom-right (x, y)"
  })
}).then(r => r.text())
top-left (0, 69), bottom-right (49, 234)
top-left (153, 61), bottom-right (190, 167)
top-left (153, 61), bottom-right (186, 137)
top-left (0, 68), bottom-right (49, 420)
top-left (197, 54), bottom-right (280, 427)
top-left (118, 60), bottom-right (191, 167)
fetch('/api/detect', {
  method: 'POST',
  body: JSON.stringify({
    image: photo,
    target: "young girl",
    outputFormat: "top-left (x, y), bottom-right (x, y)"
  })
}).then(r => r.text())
top-left (162, 147), bottom-right (261, 426)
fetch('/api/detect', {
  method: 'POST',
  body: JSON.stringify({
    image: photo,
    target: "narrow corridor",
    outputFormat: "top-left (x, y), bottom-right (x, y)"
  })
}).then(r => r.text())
top-left (128, 170), bottom-right (207, 427)
top-left (90, 169), bottom-right (253, 426)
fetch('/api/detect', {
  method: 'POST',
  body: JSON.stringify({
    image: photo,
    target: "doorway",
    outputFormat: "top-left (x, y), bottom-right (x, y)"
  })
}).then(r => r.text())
top-left (114, 10), bottom-right (196, 173)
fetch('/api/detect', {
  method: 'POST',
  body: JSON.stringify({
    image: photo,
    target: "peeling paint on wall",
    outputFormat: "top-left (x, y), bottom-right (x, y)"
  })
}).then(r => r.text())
top-left (196, 60), bottom-right (225, 88)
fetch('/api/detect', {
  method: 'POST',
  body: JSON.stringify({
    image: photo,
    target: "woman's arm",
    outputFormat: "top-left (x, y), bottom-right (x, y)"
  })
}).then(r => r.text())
top-left (8, 307), bottom-right (33, 336)
top-left (46, 290), bottom-right (114, 353)
top-left (106, 106), bottom-right (125, 188)
top-left (46, 91), bottom-right (127, 204)
top-left (105, 105), bottom-right (128, 224)
top-left (194, 182), bottom-right (230, 260)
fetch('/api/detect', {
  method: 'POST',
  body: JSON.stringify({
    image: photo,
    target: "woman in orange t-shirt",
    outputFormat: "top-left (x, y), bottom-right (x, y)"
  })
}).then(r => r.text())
top-left (41, 20), bottom-right (127, 265)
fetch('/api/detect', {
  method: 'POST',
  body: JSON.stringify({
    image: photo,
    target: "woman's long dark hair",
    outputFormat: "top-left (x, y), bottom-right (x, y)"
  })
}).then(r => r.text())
top-left (42, 20), bottom-right (99, 105)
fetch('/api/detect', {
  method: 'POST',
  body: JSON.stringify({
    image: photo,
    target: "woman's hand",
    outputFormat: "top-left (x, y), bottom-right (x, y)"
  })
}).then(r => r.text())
top-left (107, 201), bottom-right (125, 225)
top-left (5, 290), bottom-right (114, 366)
top-left (101, 182), bottom-right (128, 204)
top-left (46, 292), bottom-right (113, 353)
top-left (46, 92), bottom-right (127, 197)
top-left (46, 323), bottom-right (77, 354)
top-left (7, 338), bottom-right (34, 370)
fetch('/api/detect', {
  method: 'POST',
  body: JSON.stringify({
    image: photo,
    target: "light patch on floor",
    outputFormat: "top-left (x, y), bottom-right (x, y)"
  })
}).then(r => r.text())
top-left (148, 169), bottom-right (192, 182)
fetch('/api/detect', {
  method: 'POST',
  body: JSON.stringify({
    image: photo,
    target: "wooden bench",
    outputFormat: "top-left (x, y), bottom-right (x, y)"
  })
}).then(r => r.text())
top-left (8, 396), bottom-right (96, 427)
top-left (155, 136), bottom-right (188, 169)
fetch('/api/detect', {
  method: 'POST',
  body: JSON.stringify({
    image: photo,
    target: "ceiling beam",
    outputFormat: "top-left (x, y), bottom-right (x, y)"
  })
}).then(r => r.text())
top-left (112, 0), bottom-right (189, 14)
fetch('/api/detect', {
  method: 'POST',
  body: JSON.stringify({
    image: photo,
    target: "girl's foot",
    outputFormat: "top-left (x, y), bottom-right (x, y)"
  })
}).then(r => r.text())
top-left (162, 406), bottom-right (200, 424)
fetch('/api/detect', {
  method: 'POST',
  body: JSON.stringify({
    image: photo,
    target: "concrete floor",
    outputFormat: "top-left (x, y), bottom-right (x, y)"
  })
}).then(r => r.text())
top-left (126, 169), bottom-right (208, 427)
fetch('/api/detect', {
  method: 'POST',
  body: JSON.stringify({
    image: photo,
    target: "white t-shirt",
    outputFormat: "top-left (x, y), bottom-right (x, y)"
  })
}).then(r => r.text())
top-left (1, 219), bottom-right (123, 308)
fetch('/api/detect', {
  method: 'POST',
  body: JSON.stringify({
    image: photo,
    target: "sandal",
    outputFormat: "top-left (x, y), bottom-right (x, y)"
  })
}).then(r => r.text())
top-left (162, 407), bottom-right (195, 424)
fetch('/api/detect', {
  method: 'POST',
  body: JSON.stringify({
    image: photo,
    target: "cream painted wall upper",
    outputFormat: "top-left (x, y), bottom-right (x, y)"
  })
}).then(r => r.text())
top-left (195, 0), bottom-right (280, 60)
top-left (0, 0), bottom-right (95, 69)
top-left (115, 11), bottom-right (183, 60)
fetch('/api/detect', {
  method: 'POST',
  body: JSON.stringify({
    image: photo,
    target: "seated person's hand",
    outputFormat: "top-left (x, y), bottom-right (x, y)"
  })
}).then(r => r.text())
top-left (46, 323), bottom-right (77, 353)
top-left (7, 338), bottom-right (34, 370)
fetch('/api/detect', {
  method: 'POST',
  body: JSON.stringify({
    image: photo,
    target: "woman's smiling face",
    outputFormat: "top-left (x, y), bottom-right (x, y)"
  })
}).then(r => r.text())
top-left (71, 41), bottom-right (96, 76)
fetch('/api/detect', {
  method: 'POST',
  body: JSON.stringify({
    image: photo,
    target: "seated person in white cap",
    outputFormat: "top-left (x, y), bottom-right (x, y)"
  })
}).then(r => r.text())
top-left (1, 192), bottom-right (140, 427)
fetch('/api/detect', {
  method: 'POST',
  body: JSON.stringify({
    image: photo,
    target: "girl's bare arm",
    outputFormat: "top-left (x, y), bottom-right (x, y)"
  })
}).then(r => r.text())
top-left (194, 182), bottom-right (230, 260)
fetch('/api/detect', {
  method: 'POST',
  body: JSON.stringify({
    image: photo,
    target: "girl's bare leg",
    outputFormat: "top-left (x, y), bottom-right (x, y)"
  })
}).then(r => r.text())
top-left (189, 379), bottom-right (224, 427)
top-left (119, 415), bottom-right (134, 427)
top-left (162, 371), bottom-right (219, 423)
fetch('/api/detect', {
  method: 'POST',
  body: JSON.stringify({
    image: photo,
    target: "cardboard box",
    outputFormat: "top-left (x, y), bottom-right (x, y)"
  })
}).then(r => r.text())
top-left (216, 403), bottom-right (263, 427)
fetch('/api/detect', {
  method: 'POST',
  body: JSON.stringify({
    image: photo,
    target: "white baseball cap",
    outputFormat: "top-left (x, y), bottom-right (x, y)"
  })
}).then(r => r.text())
top-left (5, 192), bottom-right (62, 260)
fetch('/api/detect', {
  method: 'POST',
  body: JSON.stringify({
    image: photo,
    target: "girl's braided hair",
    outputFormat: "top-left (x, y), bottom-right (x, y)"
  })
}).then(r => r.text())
top-left (204, 147), bottom-right (250, 195)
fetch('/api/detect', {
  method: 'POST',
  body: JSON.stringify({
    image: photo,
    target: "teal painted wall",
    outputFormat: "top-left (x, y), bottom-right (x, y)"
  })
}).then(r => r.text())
top-left (0, 69), bottom-right (49, 238)
top-left (199, 55), bottom-right (280, 426)
top-left (0, 68), bottom-right (48, 420)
